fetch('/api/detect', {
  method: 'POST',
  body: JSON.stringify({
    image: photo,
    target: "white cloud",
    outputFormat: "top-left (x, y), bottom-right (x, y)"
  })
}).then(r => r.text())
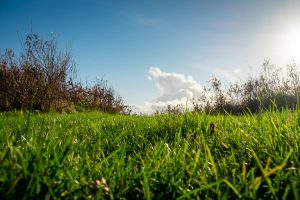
top-left (145, 74), bottom-right (152, 80)
top-left (233, 68), bottom-right (241, 74)
top-left (131, 100), bottom-right (177, 114)
top-left (135, 67), bottom-right (205, 114)
top-left (148, 67), bottom-right (203, 101)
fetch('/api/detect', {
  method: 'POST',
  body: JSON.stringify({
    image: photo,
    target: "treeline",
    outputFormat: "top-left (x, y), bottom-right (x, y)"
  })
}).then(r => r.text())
top-left (162, 60), bottom-right (300, 115)
top-left (0, 34), bottom-right (127, 113)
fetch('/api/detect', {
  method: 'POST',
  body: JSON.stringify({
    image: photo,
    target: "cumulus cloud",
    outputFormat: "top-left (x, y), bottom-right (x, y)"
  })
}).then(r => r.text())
top-left (149, 67), bottom-right (203, 101)
top-left (137, 67), bottom-right (205, 114)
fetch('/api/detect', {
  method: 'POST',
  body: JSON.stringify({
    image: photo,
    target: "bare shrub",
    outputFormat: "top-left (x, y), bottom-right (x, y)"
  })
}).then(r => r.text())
top-left (0, 34), bottom-right (127, 114)
top-left (0, 34), bottom-right (71, 111)
top-left (66, 79), bottom-right (127, 113)
top-left (192, 60), bottom-right (300, 114)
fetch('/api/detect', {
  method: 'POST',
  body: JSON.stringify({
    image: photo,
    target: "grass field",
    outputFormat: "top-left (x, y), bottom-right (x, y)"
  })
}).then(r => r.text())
top-left (0, 110), bottom-right (299, 199)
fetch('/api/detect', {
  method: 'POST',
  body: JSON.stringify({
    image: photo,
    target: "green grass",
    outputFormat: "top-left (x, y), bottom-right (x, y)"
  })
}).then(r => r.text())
top-left (0, 110), bottom-right (299, 199)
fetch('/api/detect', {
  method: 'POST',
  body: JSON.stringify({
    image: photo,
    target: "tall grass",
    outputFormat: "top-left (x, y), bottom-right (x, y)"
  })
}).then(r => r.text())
top-left (0, 110), bottom-right (299, 199)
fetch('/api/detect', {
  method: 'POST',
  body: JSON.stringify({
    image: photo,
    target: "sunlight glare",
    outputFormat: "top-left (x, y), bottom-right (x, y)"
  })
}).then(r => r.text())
top-left (282, 26), bottom-right (300, 60)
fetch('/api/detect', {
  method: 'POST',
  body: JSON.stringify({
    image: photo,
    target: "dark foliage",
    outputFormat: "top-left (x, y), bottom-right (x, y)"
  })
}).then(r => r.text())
top-left (0, 34), bottom-right (127, 113)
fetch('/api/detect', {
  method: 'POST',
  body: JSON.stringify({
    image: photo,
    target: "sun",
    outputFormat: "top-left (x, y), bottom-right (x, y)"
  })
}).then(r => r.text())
top-left (282, 26), bottom-right (300, 60)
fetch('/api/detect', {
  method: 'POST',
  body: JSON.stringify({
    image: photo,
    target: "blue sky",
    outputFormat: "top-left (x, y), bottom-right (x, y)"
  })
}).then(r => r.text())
top-left (1, 0), bottom-right (300, 112)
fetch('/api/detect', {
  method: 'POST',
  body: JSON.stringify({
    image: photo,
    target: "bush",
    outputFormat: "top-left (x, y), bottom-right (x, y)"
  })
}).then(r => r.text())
top-left (192, 60), bottom-right (300, 114)
top-left (0, 34), bottom-right (127, 114)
